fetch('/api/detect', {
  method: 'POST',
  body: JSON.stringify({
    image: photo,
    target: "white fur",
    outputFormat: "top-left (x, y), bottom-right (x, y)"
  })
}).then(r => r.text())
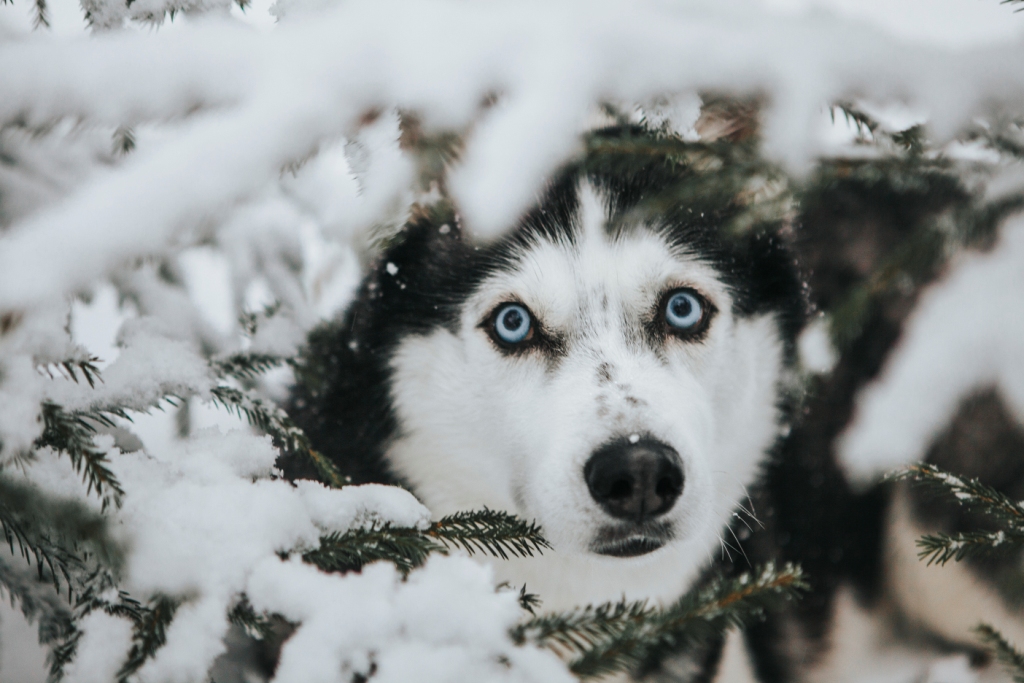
top-left (386, 183), bottom-right (786, 610)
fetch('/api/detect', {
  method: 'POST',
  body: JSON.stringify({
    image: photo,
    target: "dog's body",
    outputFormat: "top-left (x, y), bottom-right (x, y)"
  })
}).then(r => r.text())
top-left (288, 127), bottom-right (804, 641)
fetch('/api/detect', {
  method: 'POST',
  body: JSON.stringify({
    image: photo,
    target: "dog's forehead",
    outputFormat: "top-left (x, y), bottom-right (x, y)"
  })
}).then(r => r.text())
top-left (470, 183), bottom-right (730, 323)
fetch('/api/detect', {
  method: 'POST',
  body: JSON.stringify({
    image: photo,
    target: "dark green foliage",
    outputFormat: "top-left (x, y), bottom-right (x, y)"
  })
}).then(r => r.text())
top-left (0, 473), bottom-right (118, 595)
top-left (49, 587), bottom-right (180, 683)
top-left (36, 403), bottom-right (125, 510)
top-left (303, 508), bottom-right (551, 575)
top-left (33, 0), bottom-right (48, 27)
top-left (209, 385), bottom-right (346, 487)
top-left (112, 126), bottom-right (136, 156)
top-left (977, 624), bottom-right (1024, 682)
top-left (116, 595), bottom-right (179, 682)
top-left (896, 464), bottom-right (1024, 565)
top-left (428, 509), bottom-right (551, 560)
top-left (0, 553), bottom-right (75, 648)
top-left (902, 465), bottom-right (1024, 680)
top-left (39, 357), bottom-right (102, 389)
top-left (228, 597), bottom-right (279, 641)
top-left (513, 563), bottom-right (806, 679)
top-left (212, 352), bottom-right (287, 382)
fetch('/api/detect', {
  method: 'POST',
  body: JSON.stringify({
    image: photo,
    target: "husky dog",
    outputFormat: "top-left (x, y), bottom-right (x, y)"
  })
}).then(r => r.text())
top-left (287, 126), bottom-right (805, 667)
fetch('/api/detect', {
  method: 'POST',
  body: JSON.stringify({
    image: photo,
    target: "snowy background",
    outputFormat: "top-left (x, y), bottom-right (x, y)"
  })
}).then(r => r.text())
top-left (3, 0), bottom-right (1024, 680)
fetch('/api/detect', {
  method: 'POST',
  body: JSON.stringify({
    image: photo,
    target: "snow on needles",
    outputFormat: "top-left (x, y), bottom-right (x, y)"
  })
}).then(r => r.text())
top-left (840, 216), bottom-right (1024, 484)
top-left (80, 430), bottom-right (446, 683)
top-left (5, 0), bottom-right (1024, 307)
top-left (5, 0), bottom-right (1024, 680)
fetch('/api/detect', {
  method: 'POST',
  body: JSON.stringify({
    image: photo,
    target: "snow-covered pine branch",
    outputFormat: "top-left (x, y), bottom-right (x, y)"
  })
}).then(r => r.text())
top-left (513, 563), bottom-right (806, 680)
top-left (6, 0), bottom-right (1024, 680)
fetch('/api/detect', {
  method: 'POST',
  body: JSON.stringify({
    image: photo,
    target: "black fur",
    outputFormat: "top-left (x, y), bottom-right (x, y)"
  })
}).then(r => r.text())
top-left (284, 126), bottom-right (807, 493)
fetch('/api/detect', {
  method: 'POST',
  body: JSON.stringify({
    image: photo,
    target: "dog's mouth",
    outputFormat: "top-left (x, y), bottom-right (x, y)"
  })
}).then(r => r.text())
top-left (590, 521), bottom-right (673, 558)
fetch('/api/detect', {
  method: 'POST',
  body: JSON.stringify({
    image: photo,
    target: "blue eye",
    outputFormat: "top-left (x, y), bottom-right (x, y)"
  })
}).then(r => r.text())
top-left (665, 290), bottom-right (704, 330)
top-left (494, 304), bottom-right (532, 344)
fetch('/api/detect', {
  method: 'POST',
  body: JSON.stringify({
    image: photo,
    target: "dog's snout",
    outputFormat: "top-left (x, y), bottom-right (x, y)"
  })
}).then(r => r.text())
top-left (584, 437), bottom-right (684, 522)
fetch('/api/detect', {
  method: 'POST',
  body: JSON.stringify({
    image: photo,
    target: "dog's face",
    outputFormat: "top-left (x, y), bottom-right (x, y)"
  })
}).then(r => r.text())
top-left (383, 181), bottom-right (797, 585)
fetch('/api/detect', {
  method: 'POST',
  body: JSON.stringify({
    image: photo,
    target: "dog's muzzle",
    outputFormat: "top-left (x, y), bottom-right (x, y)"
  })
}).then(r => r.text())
top-left (584, 436), bottom-right (684, 557)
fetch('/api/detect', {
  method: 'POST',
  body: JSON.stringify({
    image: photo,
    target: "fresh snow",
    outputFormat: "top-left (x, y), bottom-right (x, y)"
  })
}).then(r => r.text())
top-left (3, 0), bottom-right (1024, 680)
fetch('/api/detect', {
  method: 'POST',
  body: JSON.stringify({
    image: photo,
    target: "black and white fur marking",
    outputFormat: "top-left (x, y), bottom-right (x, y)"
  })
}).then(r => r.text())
top-left (288, 128), bottom-right (805, 622)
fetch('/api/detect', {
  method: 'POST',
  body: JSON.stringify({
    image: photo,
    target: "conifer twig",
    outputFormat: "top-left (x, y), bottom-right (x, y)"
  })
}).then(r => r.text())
top-left (513, 563), bottom-right (805, 679)
top-left (303, 509), bottom-right (550, 575)
top-left (209, 385), bottom-right (345, 487)
top-left (895, 464), bottom-right (1024, 565)
top-left (116, 595), bottom-right (179, 682)
top-left (211, 352), bottom-right (287, 381)
top-left (36, 403), bottom-right (125, 510)
top-left (976, 624), bottom-right (1024, 683)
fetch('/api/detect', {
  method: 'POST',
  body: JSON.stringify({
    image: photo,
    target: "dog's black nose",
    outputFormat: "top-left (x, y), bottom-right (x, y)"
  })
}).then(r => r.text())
top-left (584, 437), bottom-right (684, 522)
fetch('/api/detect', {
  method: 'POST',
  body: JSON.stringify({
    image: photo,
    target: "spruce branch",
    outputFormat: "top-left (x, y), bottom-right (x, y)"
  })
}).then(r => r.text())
top-left (513, 563), bottom-right (805, 680)
top-left (428, 509), bottom-right (550, 560)
top-left (915, 529), bottom-right (1024, 566)
top-left (829, 102), bottom-right (924, 154)
top-left (305, 525), bottom-right (443, 574)
top-left (36, 403), bottom-right (125, 510)
top-left (976, 624), bottom-right (1024, 682)
top-left (898, 462), bottom-right (1024, 553)
top-left (112, 126), bottom-right (135, 156)
top-left (38, 356), bottom-right (102, 389)
top-left (116, 595), bottom-right (179, 683)
top-left (211, 352), bottom-right (287, 381)
top-left (895, 464), bottom-right (1024, 565)
top-left (831, 102), bottom-right (878, 138)
top-left (238, 302), bottom-right (282, 337)
top-left (209, 385), bottom-right (345, 487)
top-left (0, 553), bottom-right (75, 647)
top-left (0, 473), bottom-right (117, 597)
top-left (304, 509), bottom-right (550, 575)
top-left (228, 597), bottom-right (279, 641)
top-left (33, 0), bottom-right (49, 28)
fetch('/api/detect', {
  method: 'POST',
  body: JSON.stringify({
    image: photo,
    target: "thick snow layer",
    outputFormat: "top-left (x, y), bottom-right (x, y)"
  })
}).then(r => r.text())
top-left (840, 217), bottom-right (1024, 484)
top-left (245, 555), bottom-right (573, 683)
top-left (60, 429), bottom-right (443, 682)
top-left (4, 0), bottom-right (1024, 679)
top-left (4, 0), bottom-right (1024, 307)
top-left (63, 611), bottom-right (135, 683)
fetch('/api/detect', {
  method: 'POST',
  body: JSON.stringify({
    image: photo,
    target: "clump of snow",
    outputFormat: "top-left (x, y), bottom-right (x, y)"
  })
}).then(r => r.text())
top-left (0, 354), bottom-right (45, 462)
top-left (5, 0), bottom-right (1024, 678)
top-left (63, 611), bottom-right (134, 683)
top-left (245, 555), bottom-right (573, 683)
top-left (6, 0), bottom-right (1024, 303)
top-left (58, 427), bottom-right (445, 682)
top-left (797, 316), bottom-right (837, 375)
top-left (839, 216), bottom-right (1024, 484)
top-left (45, 317), bottom-right (215, 413)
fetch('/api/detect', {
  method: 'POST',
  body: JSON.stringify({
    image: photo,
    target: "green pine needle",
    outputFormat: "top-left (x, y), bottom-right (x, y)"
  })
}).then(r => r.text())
top-left (429, 509), bottom-right (551, 560)
top-left (211, 353), bottom-right (287, 381)
top-left (896, 464), bottom-right (1024, 527)
top-left (916, 529), bottom-right (1024, 566)
top-left (116, 596), bottom-right (179, 683)
top-left (895, 464), bottom-right (1024, 565)
top-left (209, 385), bottom-right (345, 488)
top-left (35, 403), bottom-right (125, 510)
top-left (976, 624), bottom-right (1024, 682)
top-left (38, 357), bottom-right (103, 389)
top-left (303, 509), bottom-right (550, 575)
top-left (513, 563), bottom-right (806, 680)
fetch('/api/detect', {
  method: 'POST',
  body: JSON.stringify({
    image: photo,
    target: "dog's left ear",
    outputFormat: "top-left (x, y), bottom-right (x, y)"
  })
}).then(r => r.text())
top-left (736, 226), bottom-right (809, 344)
